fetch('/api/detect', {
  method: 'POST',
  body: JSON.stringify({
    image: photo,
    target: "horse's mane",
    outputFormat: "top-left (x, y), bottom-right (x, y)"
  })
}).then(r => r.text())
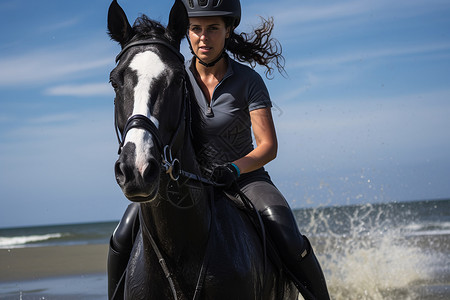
top-left (132, 15), bottom-right (168, 41)
top-left (186, 81), bottom-right (208, 161)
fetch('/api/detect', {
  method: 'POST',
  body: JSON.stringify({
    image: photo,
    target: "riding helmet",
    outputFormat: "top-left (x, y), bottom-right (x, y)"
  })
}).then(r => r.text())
top-left (181, 0), bottom-right (241, 27)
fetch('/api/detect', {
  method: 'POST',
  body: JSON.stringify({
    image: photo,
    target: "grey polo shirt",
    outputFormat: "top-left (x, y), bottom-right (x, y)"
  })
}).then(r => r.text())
top-left (186, 56), bottom-right (272, 174)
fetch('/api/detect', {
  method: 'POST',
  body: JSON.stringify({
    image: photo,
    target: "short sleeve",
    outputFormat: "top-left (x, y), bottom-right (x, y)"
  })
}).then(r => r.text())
top-left (248, 71), bottom-right (272, 111)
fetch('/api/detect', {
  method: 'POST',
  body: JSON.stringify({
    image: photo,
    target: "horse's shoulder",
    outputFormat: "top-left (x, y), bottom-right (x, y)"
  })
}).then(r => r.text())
top-left (217, 189), bottom-right (246, 207)
top-left (212, 189), bottom-right (248, 216)
top-left (211, 189), bottom-right (261, 235)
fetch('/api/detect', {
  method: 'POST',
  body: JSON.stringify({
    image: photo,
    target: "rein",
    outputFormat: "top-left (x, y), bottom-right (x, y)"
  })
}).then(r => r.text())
top-left (139, 187), bottom-right (216, 300)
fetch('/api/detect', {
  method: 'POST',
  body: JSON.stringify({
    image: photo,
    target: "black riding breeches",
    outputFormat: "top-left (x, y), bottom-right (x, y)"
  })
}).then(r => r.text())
top-left (240, 180), bottom-right (308, 262)
top-left (240, 179), bottom-right (330, 300)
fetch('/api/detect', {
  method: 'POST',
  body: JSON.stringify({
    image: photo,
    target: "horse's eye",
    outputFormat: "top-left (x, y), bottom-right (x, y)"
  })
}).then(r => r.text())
top-left (110, 80), bottom-right (119, 90)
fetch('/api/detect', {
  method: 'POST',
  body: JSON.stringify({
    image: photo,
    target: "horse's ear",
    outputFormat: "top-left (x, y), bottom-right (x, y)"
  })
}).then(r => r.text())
top-left (108, 0), bottom-right (134, 47)
top-left (166, 0), bottom-right (189, 48)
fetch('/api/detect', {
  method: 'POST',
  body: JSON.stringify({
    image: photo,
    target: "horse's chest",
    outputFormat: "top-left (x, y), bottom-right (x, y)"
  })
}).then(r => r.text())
top-left (125, 239), bottom-right (167, 298)
top-left (125, 238), bottom-right (200, 299)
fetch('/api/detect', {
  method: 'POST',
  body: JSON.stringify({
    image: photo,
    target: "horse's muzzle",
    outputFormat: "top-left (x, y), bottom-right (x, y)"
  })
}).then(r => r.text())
top-left (114, 142), bottom-right (160, 202)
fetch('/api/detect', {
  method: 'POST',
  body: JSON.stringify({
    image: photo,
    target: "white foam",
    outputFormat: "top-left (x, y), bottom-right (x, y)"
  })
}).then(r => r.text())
top-left (405, 229), bottom-right (450, 237)
top-left (0, 233), bottom-right (63, 248)
top-left (302, 206), bottom-right (437, 299)
top-left (403, 221), bottom-right (450, 236)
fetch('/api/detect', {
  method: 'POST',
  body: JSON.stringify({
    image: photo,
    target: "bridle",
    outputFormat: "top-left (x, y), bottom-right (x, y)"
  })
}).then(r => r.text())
top-left (114, 38), bottom-right (185, 181)
top-left (114, 38), bottom-right (214, 183)
top-left (112, 37), bottom-right (217, 300)
top-left (115, 38), bottom-right (184, 63)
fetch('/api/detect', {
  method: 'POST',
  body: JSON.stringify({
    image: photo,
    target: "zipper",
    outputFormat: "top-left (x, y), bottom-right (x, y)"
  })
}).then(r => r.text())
top-left (206, 71), bottom-right (233, 118)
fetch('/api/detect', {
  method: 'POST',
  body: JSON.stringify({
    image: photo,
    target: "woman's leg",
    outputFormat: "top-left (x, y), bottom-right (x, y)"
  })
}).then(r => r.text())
top-left (107, 203), bottom-right (139, 299)
top-left (241, 181), bottom-right (330, 300)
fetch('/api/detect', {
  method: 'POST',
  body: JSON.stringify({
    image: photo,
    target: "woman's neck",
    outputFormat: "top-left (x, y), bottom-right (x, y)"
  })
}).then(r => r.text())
top-left (192, 57), bottom-right (228, 103)
top-left (194, 56), bottom-right (228, 81)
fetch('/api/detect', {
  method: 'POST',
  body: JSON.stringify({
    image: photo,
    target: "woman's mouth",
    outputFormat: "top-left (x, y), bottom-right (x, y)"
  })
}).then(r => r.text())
top-left (199, 46), bottom-right (212, 53)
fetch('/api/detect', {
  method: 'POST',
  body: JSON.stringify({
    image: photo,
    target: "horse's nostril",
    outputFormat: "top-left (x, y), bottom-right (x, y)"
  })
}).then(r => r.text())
top-left (142, 159), bottom-right (160, 183)
top-left (115, 160), bottom-right (127, 186)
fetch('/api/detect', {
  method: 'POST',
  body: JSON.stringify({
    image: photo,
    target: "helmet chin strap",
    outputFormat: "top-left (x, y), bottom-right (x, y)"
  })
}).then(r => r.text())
top-left (195, 51), bottom-right (225, 68)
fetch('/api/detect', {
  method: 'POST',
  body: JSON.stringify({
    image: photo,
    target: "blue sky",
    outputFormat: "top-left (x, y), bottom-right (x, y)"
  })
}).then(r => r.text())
top-left (0, 0), bottom-right (449, 228)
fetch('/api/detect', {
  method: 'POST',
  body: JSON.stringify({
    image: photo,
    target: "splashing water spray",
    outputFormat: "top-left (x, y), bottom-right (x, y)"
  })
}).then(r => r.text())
top-left (294, 202), bottom-right (441, 300)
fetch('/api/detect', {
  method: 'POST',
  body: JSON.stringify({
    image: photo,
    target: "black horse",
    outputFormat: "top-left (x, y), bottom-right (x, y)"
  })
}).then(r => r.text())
top-left (107, 0), bottom-right (298, 299)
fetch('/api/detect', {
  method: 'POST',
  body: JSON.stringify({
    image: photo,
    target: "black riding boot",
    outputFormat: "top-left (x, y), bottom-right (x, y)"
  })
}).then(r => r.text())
top-left (107, 203), bottom-right (140, 299)
top-left (260, 205), bottom-right (330, 300)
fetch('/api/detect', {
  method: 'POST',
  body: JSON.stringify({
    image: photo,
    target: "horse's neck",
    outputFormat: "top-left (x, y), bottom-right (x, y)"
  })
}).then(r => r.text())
top-left (140, 139), bottom-right (212, 257)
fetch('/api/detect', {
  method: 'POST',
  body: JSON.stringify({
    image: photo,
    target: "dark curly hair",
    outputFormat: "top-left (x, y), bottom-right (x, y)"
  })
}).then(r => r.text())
top-left (225, 17), bottom-right (286, 79)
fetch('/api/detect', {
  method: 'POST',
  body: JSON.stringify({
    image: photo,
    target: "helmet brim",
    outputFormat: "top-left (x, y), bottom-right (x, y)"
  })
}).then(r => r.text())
top-left (187, 11), bottom-right (240, 27)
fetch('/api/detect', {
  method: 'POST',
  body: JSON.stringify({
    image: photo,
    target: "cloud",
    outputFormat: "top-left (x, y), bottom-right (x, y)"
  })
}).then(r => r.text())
top-left (271, 1), bottom-right (369, 25)
top-left (289, 42), bottom-right (450, 69)
top-left (273, 89), bottom-right (450, 164)
top-left (37, 16), bottom-right (82, 33)
top-left (27, 113), bottom-right (79, 124)
top-left (0, 108), bottom-right (117, 185)
top-left (0, 41), bottom-right (115, 87)
top-left (242, 0), bottom-right (450, 45)
top-left (276, 41), bottom-right (450, 101)
top-left (44, 83), bottom-right (113, 97)
top-left (0, 107), bottom-right (125, 227)
top-left (244, 0), bottom-right (372, 30)
top-left (250, 0), bottom-right (449, 25)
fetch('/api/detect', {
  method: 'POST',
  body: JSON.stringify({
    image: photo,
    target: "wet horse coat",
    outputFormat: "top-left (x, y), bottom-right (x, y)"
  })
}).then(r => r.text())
top-left (107, 0), bottom-right (297, 299)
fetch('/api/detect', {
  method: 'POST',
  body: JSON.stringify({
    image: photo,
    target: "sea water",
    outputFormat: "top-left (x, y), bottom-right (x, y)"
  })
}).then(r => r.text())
top-left (294, 199), bottom-right (449, 299)
top-left (0, 199), bottom-right (449, 299)
top-left (0, 221), bottom-right (116, 249)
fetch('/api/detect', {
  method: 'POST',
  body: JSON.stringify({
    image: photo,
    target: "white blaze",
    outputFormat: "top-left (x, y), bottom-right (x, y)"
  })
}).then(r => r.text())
top-left (126, 51), bottom-right (166, 176)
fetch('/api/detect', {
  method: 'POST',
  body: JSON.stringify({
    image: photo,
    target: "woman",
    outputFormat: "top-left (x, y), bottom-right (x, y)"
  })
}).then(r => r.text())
top-left (182, 1), bottom-right (330, 299)
top-left (108, 1), bottom-right (330, 299)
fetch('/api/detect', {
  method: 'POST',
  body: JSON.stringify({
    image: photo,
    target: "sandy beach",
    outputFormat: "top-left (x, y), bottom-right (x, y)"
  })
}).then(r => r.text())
top-left (0, 244), bottom-right (108, 282)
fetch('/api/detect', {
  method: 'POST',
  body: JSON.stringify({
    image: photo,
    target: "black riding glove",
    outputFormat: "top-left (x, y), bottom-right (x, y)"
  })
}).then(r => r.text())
top-left (212, 163), bottom-right (240, 190)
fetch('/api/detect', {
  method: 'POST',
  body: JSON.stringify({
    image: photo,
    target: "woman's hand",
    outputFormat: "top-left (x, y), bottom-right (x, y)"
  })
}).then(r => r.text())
top-left (212, 163), bottom-right (240, 190)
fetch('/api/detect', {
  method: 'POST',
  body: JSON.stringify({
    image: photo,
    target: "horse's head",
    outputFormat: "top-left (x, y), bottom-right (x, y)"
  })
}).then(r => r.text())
top-left (108, 0), bottom-right (189, 202)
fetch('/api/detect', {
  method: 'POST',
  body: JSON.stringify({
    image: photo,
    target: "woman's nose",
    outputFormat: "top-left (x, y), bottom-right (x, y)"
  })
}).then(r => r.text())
top-left (200, 30), bottom-right (208, 41)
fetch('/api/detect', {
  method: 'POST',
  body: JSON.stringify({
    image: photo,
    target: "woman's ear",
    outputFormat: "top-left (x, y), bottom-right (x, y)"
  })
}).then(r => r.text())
top-left (226, 28), bottom-right (231, 39)
top-left (226, 25), bottom-right (235, 39)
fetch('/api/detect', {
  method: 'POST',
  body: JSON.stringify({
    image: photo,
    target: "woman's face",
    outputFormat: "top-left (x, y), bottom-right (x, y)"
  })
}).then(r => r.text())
top-left (188, 17), bottom-right (230, 64)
